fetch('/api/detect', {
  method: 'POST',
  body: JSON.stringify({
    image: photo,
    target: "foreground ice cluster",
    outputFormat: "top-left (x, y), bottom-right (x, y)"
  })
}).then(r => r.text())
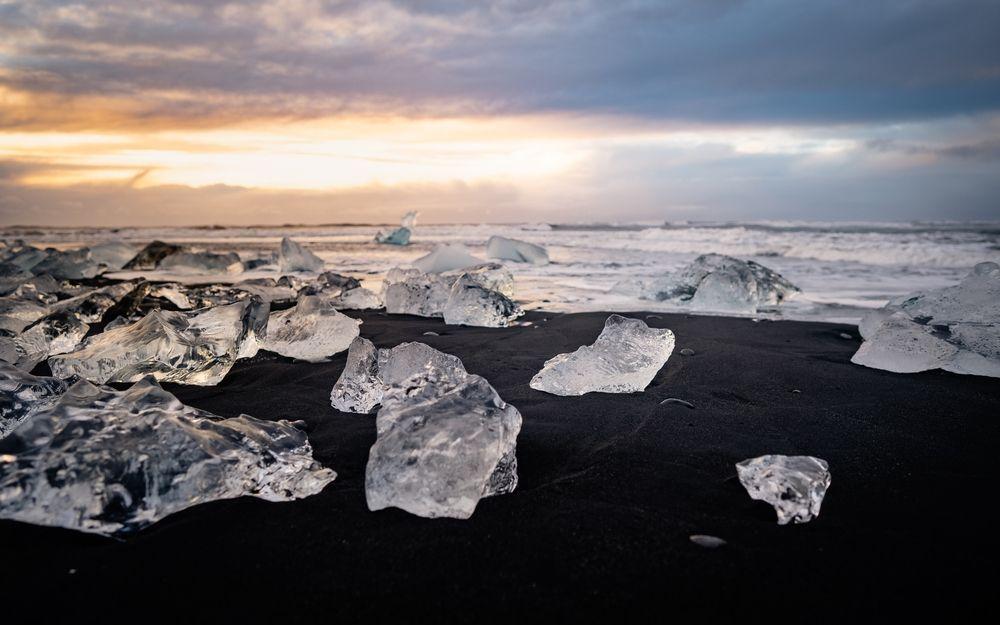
top-left (345, 340), bottom-right (521, 519)
top-left (615, 254), bottom-right (799, 314)
top-left (383, 262), bottom-right (522, 327)
top-left (736, 455), bottom-right (831, 525)
top-left (0, 376), bottom-right (335, 536)
top-left (530, 315), bottom-right (675, 395)
top-left (851, 262), bottom-right (1000, 377)
top-left (49, 298), bottom-right (268, 385)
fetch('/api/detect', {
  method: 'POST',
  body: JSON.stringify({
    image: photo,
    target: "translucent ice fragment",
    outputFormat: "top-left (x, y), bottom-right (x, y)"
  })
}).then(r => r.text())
top-left (486, 235), bottom-right (550, 265)
top-left (736, 454), bottom-right (831, 525)
top-left (365, 360), bottom-right (521, 519)
top-left (0, 377), bottom-right (335, 535)
top-left (262, 295), bottom-right (360, 362)
top-left (157, 250), bottom-right (243, 274)
top-left (87, 240), bottom-right (137, 271)
top-left (0, 311), bottom-right (89, 370)
top-left (443, 274), bottom-right (523, 327)
top-left (1, 363), bottom-right (69, 439)
top-left (49, 297), bottom-right (269, 385)
top-left (0, 297), bottom-right (49, 333)
top-left (529, 315), bottom-right (675, 395)
top-left (411, 244), bottom-right (484, 273)
top-left (278, 237), bottom-right (324, 273)
top-left (328, 287), bottom-right (383, 310)
top-left (122, 240), bottom-right (184, 270)
top-left (383, 268), bottom-right (453, 318)
top-left (375, 227), bottom-right (411, 245)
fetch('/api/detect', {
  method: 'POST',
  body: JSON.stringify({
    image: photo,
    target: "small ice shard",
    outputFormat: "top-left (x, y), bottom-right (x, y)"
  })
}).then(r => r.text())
top-left (1, 363), bottom-right (69, 439)
top-left (615, 254), bottom-right (799, 314)
top-left (443, 273), bottom-right (523, 327)
top-left (328, 287), bottom-right (383, 310)
top-left (0, 311), bottom-right (89, 370)
top-left (383, 268), bottom-right (453, 318)
top-left (689, 534), bottom-right (727, 548)
top-left (486, 235), bottom-right (549, 265)
top-left (330, 338), bottom-right (464, 413)
top-left (736, 454), bottom-right (831, 525)
top-left (262, 295), bottom-right (361, 362)
top-left (122, 240), bottom-right (184, 270)
top-left (411, 244), bottom-right (484, 273)
top-left (278, 237), bottom-right (324, 273)
top-left (375, 211), bottom-right (417, 246)
top-left (530, 315), bottom-right (675, 396)
top-left (365, 355), bottom-right (521, 519)
top-left (852, 262), bottom-right (1000, 377)
top-left (157, 250), bottom-right (243, 274)
top-left (0, 377), bottom-right (335, 536)
top-left (49, 297), bottom-right (269, 385)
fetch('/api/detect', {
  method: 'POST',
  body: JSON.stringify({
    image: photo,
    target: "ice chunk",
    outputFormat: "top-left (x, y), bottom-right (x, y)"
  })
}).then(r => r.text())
top-left (88, 240), bottom-right (137, 270)
top-left (411, 244), bottom-right (484, 273)
top-left (852, 263), bottom-right (1000, 377)
top-left (302, 271), bottom-right (363, 296)
top-left (0, 297), bottom-right (49, 333)
top-left (49, 282), bottom-right (138, 323)
top-left (530, 315), bottom-right (675, 395)
top-left (328, 287), bottom-right (383, 310)
top-left (278, 237), bottom-right (324, 273)
top-left (29, 248), bottom-right (103, 280)
top-left (383, 268), bottom-right (453, 318)
top-left (1, 363), bottom-right (69, 439)
top-left (443, 274), bottom-right (523, 327)
top-left (400, 210), bottom-right (418, 229)
top-left (617, 254), bottom-right (799, 314)
top-left (486, 235), bottom-right (549, 265)
top-left (122, 240), bottom-right (184, 270)
top-left (0, 377), bottom-right (335, 535)
top-left (49, 297), bottom-right (269, 385)
top-left (375, 227), bottom-right (411, 246)
top-left (736, 454), bottom-right (831, 525)
top-left (330, 338), bottom-right (465, 413)
top-left (365, 356), bottom-right (521, 519)
top-left (0, 311), bottom-right (89, 370)
top-left (449, 262), bottom-right (515, 298)
top-left (262, 295), bottom-right (361, 362)
top-left (148, 283), bottom-right (195, 309)
top-left (157, 250), bottom-right (243, 274)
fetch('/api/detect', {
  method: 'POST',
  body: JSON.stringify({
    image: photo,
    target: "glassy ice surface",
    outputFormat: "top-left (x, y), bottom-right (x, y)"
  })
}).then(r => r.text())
top-left (49, 282), bottom-right (137, 322)
top-left (1, 363), bottom-right (69, 439)
top-left (49, 297), bottom-right (269, 385)
top-left (30, 248), bottom-right (104, 280)
top-left (454, 263), bottom-right (515, 298)
top-left (0, 311), bottom-right (89, 370)
top-left (411, 244), bottom-right (484, 273)
top-left (87, 240), bottom-right (137, 271)
top-left (262, 295), bottom-right (361, 362)
top-left (486, 235), bottom-right (550, 265)
top-left (615, 254), bottom-right (799, 314)
top-left (330, 338), bottom-right (465, 413)
top-left (366, 362), bottom-right (521, 519)
top-left (122, 240), bottom-right (184, 270)
top-left (530, 314), bottom-right (675, 395)
top-left (278, 237), bottom-right (324, 273)
top-left (0, 296), bottom-right (49, 333)
top-left (157, 251), bottom-right (244, 274)
top-left (852, 262), bottom-right (1000, 377)
top-left (443, 274), bottom-right (523, 327)
top-left (328, 287), bottom-right (383, 310)
top-left (736, 454), bottom-right (831, 525)
top-left (383, 268), bottom-right (453, 317)
top-left (0, 377), bottom-right (335, 536)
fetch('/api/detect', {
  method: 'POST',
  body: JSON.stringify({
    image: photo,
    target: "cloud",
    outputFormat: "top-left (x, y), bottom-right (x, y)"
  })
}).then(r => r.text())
top-left (1, 0), bottom-right (998, 130)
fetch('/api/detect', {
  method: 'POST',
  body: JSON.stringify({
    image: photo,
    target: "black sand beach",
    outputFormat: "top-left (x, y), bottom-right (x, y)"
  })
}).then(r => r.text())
top-left (2, 310), bottom-right (997, 621)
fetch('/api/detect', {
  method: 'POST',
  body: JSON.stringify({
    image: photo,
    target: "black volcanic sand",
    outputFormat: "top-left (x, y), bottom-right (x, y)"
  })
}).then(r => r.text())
top-left (2, 310), bottom-right (998, 622)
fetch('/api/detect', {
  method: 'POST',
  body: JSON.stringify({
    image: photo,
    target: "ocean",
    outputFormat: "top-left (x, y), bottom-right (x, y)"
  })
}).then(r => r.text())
top-left (7, 221), bottom-right (999, 324)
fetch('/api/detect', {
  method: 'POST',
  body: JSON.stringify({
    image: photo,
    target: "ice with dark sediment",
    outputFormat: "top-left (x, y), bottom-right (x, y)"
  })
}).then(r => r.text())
top-left (1, 363), bottom-right (69, 439)
top-left (49, 282), bottom-right (139, 322)
top-left (530, 315), bottom-right (675, 395)
top-left (278, 237), bottom-right (325, 273)
top-left (299, 271), bottom-right (362, 296)
top-left (614, 253), bottom-right (799, 314)
top-left (156, 250), bottom-right (244, 274)
top-left (0, 296), bottom-right (49, 333)
top-left (851, 261), bottom-right (1000, 377)
top-left (49, 297), bottom-right (269, 385)
top-left (29, 248), bottom-right (104, 280)
top-left (443, 273), bottom-right (523, 327)
top-left (0, 377), bottom-right (335, 536)
top-left (1, 243), bottom-right (49, 273)
top-left (364, 347), bottom-right (521, 519)
top-left (148, 283), bottom-right (195, 309)
top-left (486, 235), bottom-right (550, 265)
top-left (736, 454), bottom-right (831, 525)
top-left (122, 240), bottom-right (184, 270)
top-left (383, 263), bottom-right (516, 323)
top-left (0, 311), bottom-right (89, 370)
top-left (411, 244), bottom-right (484, 273)
top-left (262, 295), bottom-right (361, 362)
top-left (330, 338), bottom-right (465, 413)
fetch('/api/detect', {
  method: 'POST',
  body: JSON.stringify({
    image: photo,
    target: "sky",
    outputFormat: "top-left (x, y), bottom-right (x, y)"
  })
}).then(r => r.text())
top-left (1, 0), bottom-right (999, 226)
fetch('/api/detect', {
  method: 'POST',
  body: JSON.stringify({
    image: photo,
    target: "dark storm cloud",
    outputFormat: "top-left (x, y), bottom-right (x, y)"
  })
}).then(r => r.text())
top-left (2, 0), bottom-right (999, 127)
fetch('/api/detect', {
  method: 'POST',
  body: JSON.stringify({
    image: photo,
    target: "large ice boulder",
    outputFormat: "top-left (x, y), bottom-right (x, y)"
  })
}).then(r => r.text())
top-left (486, 235), bottom-right (549, 265)
top-left (530, 315), bottom-right (675, 395)
top-left (851, 262), bottom-right (1000, 377)
top-left (0, 377), bottom-right (335, 536)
